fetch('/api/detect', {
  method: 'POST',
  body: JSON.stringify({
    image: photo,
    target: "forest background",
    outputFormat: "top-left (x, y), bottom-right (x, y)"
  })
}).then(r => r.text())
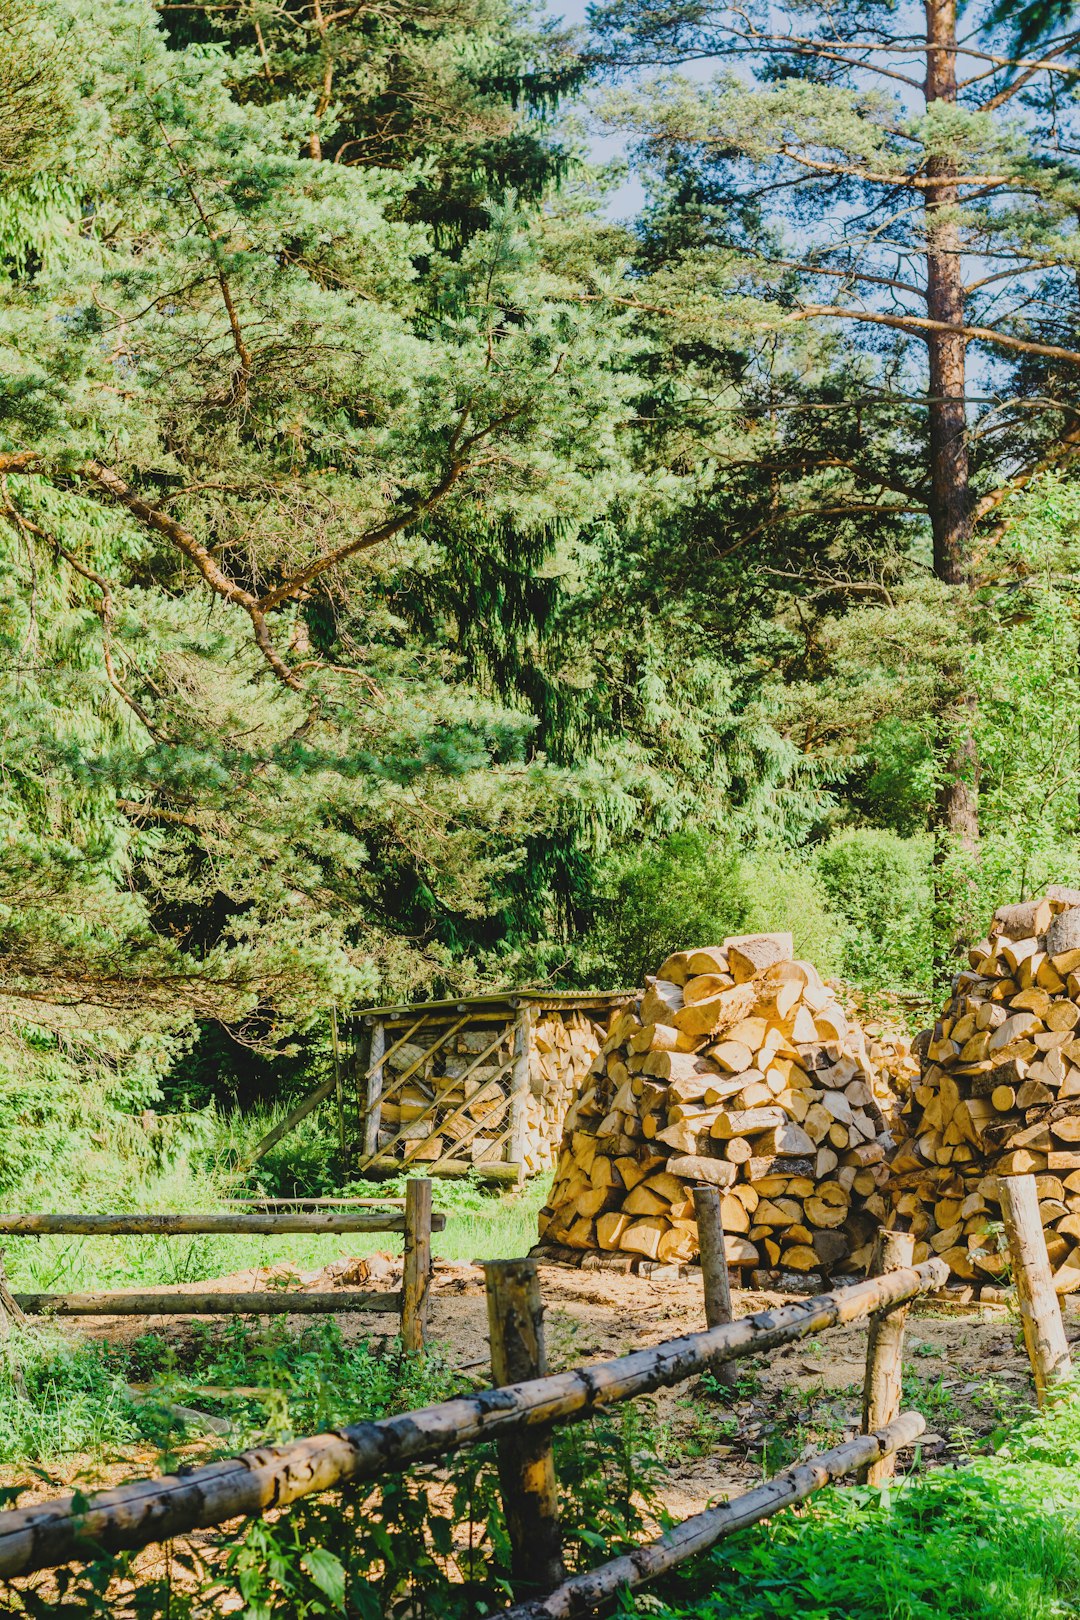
top-left (5, 0), bottom-right (1080, 1208)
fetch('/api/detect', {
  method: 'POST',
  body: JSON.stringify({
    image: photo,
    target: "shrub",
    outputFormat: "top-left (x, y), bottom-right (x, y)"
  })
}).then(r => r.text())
top-left (587, 834), bottom-right (844, 985)
top-left (816, 828), bottom-right (933, 993)
top-left (586, 833), bottom-right (749, 986)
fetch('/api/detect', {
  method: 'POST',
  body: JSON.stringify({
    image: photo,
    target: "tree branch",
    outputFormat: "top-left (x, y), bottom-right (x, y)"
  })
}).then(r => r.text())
top-left (787, 304), bottom-right (1080, 365)
top-left (150, 109), bottom-right (253, 398)
top-left (80, 461), bottom-right (302, 691)
top-left (972, 422), bottom-right (1080, 524)
top-left (0, 475), bottom-right (166, 737)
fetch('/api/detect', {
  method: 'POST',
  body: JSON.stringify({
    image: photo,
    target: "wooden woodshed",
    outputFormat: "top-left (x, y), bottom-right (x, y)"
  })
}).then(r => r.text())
top-left (346, 992), bottom-right (630, 1183)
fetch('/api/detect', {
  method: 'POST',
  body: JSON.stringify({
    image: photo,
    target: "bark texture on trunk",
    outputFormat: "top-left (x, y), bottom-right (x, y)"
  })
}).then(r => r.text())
top-left (924, 0), bottom-right (979, 950)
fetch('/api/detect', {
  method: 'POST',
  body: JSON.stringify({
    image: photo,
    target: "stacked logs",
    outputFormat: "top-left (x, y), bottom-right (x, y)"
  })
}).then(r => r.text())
top-left (890, 887), bottom-right (1080, 1295)
top-left (538, 935), bottom-right (903, 1285)
top-left (376, 1011), bottom-right (602, 1175)
top-left (526, 1014), bottom-right (605, 1176)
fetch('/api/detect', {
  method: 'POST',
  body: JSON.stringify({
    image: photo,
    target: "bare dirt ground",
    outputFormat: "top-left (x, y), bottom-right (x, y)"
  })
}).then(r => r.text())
top-left (432, 1261), bottom-right (1046, 1515)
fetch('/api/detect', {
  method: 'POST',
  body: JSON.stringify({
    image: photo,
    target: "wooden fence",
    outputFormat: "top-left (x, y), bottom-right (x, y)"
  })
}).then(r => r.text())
top-left (0, 1179), bottom-right (442, 1352)
top-left (0, 1197), bottom-right (948, 1606)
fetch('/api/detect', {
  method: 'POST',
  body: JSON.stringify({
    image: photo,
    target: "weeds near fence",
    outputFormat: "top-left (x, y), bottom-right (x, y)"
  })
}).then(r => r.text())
top-left (0, 1320), bottom-right (464, 1468)
top-left (6, 1380), bottom-right (1080, 1619)
top-left (648, 1385), bottom-right (1080, 1620)
top-left (0, 1393), bottom-right (669, 1618)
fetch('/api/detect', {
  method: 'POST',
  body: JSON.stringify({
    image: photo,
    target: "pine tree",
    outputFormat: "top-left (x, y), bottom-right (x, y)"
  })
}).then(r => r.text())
top-left (0, 0), bottom-right (639, 1065)
top-left (592, 0), bottom-right (1080, 934)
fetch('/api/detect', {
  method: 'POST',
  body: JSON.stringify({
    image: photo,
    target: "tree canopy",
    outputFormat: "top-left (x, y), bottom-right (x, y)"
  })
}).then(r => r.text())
top-left (4, 0), bottom-right (1080, 1126)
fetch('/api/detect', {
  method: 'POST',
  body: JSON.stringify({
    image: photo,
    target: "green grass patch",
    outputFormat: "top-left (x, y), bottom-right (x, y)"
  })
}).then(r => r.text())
top-left (649, 1387), bottom-right (1080, 1620)
top-left (0, 1100), bottom-right (547, 1296)
top-left (0, 1318), bottom-right (467, 1469)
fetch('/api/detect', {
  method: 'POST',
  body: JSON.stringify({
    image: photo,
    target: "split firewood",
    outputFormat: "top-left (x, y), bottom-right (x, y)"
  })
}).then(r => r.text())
top-left (539, 935), bottom-right (906, 1281)
top-left (892, 890), bottom-right (1080, 1293)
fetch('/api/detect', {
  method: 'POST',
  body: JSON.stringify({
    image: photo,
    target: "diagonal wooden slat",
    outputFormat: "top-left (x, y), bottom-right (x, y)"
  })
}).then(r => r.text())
top-left (360, 1021), bottom-right (512, 1171)
top-left (250, 1079), bottom-right (335, 1163)
top-left (430, 1113), bottom-right (516, 1175)
top-left (401, 1058), bottom-right (514, 1168)
top-left (361, 1014), bottom-right (431, 1080)
top-left (376, 1015), bottom-right (471, 1110)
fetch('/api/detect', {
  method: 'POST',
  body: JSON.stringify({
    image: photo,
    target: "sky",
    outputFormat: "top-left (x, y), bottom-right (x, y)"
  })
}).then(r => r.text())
top-left (552, 0), bottom-right (648, 218)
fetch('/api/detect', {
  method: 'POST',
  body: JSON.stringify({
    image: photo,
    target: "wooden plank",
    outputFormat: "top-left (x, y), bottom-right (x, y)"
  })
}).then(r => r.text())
top-left (363, 1021), bottom-right (386, 1157)
top-left (427, 1138), bottom-right (516, 1177)
top-left (360, 1155), bottom-right (521, 1182)
top-left (506, 1007), bottom-right (533, 1177)
top-left (485, 1260), bottom-right (565, 1592)
top-left (997, 1173), bottom-right (1073, 1403)
top-left (15, 1291), bottom-right (402, 1316)
top-left (0, 1213), bottom-right (446, 1235)
top-left (401, 1179), bottom-right (432, 1354)
top-left (859, 1229), bottom-right (914, 1485)
top-left (501, 1414), bottom-right (925, 1620)
top-left (0, 1263), bottom-right (947, 1580)
top-left (225, 1197), bottom-right (406, 1209)
top-left (331, 1005), bottom-right (346, 1157)
top-left (361, 1015), bottom-right (430, 1081)
top-left (249, 1079), bottom-right (335, 1163)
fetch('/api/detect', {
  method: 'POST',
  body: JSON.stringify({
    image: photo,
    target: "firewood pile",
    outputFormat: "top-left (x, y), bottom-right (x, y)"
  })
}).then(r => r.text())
top-left (527, 1013), bottom-right (605, 1175)
top-left (537, 935), bottom-right (905, 1285)
top-left (374, 1009), bottom-right (601, 1175)
top-left (890, 888), bottom-right (1080, 1296)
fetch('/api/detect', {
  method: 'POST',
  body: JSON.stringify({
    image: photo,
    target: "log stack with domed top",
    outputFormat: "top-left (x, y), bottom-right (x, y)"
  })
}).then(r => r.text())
top-left (889, 887), bottom-right (1080, 1295)
top-left (537, 935), bottom-right (908, 1287)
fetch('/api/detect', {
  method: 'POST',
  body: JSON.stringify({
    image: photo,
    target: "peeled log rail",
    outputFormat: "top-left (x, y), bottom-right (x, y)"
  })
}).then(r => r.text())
top-left (503, 1412), bottom-right (926, 1620)
top-left (0, 1262), bottom-right (945, 1579)
top-left (0, 1213), bottom-right (445, 1235)
top-left (13, 1291), bottom-right (401, 1317)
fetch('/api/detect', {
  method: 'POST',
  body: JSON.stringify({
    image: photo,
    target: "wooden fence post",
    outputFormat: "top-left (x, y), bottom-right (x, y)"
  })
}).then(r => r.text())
top-left (401, 1178), bottom-right (432, 1354)
top-left (330, 1005), bottom-right (346, 1159)
top-left (484, 1258), bottom-right (565, 1595)
top-left (362, 1020), bottom-right (386, 1159)
top-left (693, 1185), bottom-right (737, 1391)
top-left (506, 1008), bottom-right (533, 1181)
top-left (859, 1229), bottom-right (914, 1485)
top-left (998, 1173), bottom-right (1073, 1404)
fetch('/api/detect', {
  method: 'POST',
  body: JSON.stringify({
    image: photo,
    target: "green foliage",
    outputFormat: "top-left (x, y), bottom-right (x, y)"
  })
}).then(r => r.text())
top-left (0, 1338), bottom-right (668, 1616)
top-left (736, 856), bottom-right (842, 980)
top-left (6, 0), bottom-right (1080, 1154)
top-left (648, 1388), bottom-right (1080, 1620)
top-left (585, 832), bottom-right (843, 985)
top-left (816, 830), bottom-right (933, 993)
top-left (584, 832), bottom-right (747, 985)
top-left (0, 1318), bottom-right (389, 1470)
top-left (0, 1316), bottom-right (463, 1465)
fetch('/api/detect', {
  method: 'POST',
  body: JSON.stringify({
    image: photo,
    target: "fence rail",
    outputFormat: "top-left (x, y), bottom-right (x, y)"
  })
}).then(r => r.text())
top-left (504, 1411), bottom-right (925, 1620)
top-left (0, 1179), bottom-right (439, 1349)
top-left (0, 1247), bottom-right (947, 1585)
top-left (0, 1212), bottom-right (441, 1236)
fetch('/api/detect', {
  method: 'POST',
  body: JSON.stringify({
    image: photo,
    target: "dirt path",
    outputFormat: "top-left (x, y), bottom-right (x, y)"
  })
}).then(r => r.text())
top-left (431, 1261), bottom-right (1043, 1515)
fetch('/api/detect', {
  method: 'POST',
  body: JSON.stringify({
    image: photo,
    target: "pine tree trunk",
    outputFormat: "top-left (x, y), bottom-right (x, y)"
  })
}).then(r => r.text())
top-left (924, 0), bottom-right (979, 954)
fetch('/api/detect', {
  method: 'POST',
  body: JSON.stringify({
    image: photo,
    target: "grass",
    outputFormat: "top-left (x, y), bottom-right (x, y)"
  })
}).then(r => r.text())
top-left (648, 1387), bottom-right (1080, 1620)
top-left (0, 1178), bottom-right (548, 1295)
top-left (0, 1096), bottom-right (549, 1474)
top-left (0, 1317), bottom-right (470, 1470)
top-left (0, 1101), bottom-right (549, 1296)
